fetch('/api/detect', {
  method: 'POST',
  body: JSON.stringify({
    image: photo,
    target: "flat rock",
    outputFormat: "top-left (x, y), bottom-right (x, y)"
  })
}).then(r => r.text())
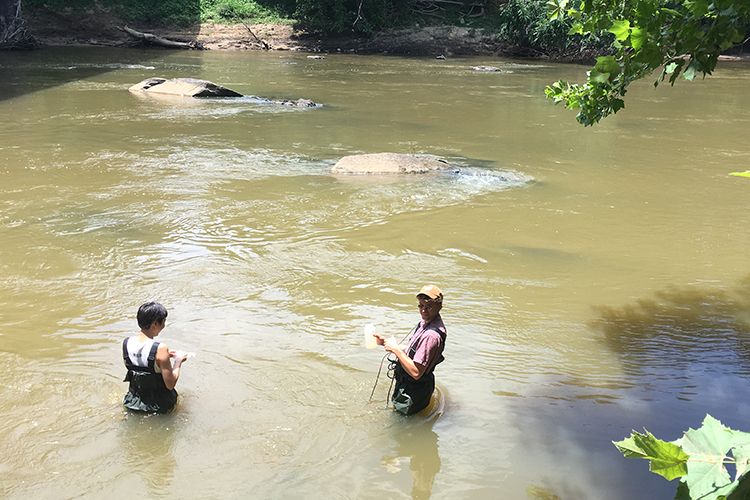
top-left (331, 153), bottom-right (457, 175)
top-left (128, 77), bottom-right (243, 97)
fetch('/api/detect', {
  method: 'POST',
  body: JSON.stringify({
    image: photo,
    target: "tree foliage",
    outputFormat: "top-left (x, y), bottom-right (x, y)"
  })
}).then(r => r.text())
top-left (614, 415), bottom-right (750, 500)
top-left (496, 0), bottom-right (608, 57)
top-left (544, 0), bottom-right (750, 126)
top-left (294, 0), bottom-right (414, 34)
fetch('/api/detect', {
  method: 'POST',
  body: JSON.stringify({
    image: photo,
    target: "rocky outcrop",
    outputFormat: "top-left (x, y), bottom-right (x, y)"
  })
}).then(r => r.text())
top-left (128, 77), bottom-right (242, 97)
top-left (129, 78), bottom-right (320, 107)
top-left (331, 153), bottom-right (458, 175)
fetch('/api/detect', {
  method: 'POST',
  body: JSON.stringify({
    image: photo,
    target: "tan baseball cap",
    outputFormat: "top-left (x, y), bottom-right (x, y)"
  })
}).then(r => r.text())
top-left (417, 284), bottom-right (443, 300)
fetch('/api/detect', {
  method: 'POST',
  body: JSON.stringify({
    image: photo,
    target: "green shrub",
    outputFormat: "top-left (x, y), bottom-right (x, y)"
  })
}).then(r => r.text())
top-left (201, 0), bottom-right (292, 23)
top-left (497, 0), bottom-right (611, 58)
top-left (294, 0), bottom-right (414, 35)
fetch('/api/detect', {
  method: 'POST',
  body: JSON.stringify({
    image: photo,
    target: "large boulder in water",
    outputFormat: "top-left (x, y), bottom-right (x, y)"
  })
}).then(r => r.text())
top-left (331, 153), bottom-right (457, 175)
top-left (128, 77), bottom-right (243, 97)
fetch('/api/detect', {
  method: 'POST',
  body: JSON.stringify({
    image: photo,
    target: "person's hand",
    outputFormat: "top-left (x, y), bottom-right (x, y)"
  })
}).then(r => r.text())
top-left (373, 333), bottom-right (386, 346)
top-left (169, 350), bottom-right (189, 364)
top-left (384, 337), bottom-right (400, 353)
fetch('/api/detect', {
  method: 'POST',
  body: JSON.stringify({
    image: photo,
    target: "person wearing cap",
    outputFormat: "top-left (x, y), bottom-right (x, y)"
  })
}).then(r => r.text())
top-left (374, 285), bottom-right (447, 415)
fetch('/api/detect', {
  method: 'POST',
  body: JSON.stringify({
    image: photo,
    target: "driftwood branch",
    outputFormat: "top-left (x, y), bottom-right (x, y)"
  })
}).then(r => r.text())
top-left (235, 18), bottom-right (270, 50)
top-left (1, 0), bottom-right (36, 49)
top-left (353, 0), bottom-right (365, 27)
top-left (120, 25), bottom-right (203, 50)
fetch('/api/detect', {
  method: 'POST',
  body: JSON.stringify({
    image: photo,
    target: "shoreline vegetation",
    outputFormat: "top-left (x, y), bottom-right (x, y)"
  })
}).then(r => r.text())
top-left (12, 0), bottom-right (748, 63)
top-left (18, 0), bottom-right (614, 61)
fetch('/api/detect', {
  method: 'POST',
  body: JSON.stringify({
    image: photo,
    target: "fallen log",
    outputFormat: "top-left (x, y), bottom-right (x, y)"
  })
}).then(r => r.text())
top-left (120, 25), bottom-right (203, 50)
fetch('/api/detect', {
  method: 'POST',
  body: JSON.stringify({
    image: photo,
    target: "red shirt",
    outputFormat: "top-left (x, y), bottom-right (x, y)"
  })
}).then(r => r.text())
top-left (407, 315), bottom-right (446, 374)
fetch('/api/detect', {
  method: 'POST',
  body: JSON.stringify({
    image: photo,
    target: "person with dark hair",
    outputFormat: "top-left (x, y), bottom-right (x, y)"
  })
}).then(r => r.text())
top-left (374, 285), bottom-right (447, 415)
top-left (122, 302), bottom-right (187, 413)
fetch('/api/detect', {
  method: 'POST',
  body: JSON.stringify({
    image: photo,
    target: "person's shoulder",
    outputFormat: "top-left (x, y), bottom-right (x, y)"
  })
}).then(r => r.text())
top-left (428, 316), bottom-right (446, 335)
top-left (424, 323), bottom-right (446, 340)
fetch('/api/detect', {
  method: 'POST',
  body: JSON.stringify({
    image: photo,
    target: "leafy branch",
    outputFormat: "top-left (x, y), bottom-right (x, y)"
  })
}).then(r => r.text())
top-left (614, 415), bottom-right (750, 500)
top-left (544, 0), bottom-right (750, 126)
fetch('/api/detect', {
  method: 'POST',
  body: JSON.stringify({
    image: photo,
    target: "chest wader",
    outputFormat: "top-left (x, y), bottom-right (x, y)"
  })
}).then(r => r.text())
top-left (391, 342), bottom-right (435, 416)
top-left (122, 339), bottom-right (177, 414)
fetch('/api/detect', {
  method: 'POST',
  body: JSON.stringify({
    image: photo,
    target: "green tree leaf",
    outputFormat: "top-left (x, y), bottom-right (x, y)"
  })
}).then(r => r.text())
top-left (614, 435), bottom-right (649, 458)
top-left (729, 171), bottom-right (750, 178)
top-left (633, 431), bottom-right (689, 480)
top-left (630, 27), bottom-right (646, 50)
top-left (609, 19), bottom-right (631, 41)
top-left (589, 69), bottom-right (611, 83)
top-left (594, 55), bottom-right (619, 75)
top-left (683, 63), bottom-right (697, 81)
top-left (546, 0), bottom-right (750, 125)
top-left (615, 430), bottom-right (689, 480)
top-left (733, 443), bottom-right (750, 482)
top-left (681, 415), bottom-right (735, 499)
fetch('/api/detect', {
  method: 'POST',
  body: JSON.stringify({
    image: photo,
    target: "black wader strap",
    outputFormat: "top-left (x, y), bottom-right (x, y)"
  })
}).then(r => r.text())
top-left (147, 341), bottom-right (160, 371)
top-left (122, 338), bottom-right (133, 382)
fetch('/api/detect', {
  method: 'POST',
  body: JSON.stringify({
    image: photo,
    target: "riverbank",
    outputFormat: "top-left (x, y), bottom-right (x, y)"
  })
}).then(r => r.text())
top-left (22, 7), bottom-right (535, 58)
top-left (21, 8), bottom-right (750, 62)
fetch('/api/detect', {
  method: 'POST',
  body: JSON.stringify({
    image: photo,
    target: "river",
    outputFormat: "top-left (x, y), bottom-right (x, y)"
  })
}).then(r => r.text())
top-left (1, 47), bottom-right (749, 499)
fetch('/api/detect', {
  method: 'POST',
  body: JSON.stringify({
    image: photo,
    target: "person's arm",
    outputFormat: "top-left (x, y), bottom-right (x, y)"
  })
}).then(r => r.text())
top-left (384, 339), bottom-right (427, 380)
top-left (155, 344), bottom-right (186, 390)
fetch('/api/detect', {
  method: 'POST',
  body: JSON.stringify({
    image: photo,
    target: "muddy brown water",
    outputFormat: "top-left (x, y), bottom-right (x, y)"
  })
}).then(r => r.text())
top-left (1, 47), bottom-right (749, 499)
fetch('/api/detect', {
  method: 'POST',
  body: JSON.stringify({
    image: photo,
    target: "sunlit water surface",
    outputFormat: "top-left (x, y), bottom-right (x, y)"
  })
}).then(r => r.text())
top-left (1, 47), bottom-right (749, 499)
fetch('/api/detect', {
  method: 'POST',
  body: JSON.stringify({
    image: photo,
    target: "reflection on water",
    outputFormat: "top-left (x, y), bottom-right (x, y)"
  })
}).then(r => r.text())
top-left (383, 418), bottom-right (441, 500)
top-left (120, 414), bottom-right (179, 496)
top-left (592, 276), bottom-right (750, 380)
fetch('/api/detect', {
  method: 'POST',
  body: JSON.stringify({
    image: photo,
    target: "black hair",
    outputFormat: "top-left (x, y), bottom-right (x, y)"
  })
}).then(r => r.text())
top-left (137, 302), bottom-right (168, 330)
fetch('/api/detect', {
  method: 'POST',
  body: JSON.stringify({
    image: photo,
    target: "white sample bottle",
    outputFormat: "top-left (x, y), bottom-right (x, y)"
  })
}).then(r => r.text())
top-left (364, 323), bottom-right (378, 349)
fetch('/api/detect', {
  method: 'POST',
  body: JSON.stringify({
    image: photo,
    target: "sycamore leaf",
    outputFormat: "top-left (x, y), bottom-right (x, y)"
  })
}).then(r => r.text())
top-left (681, 415), bottom-right (735, 499)
top-left (730, 430), bottom-right (750, 479)
top-left (609, 19), bottom-right (631, 41)
top-left (614, 430), bottom-right (690, 480)
top-left (732, 444), bottom-right (750, 480)
top-left (614, 435), bottom-right (649, 458)
top-left (594, 56), bottom-right (619, 75)
top-left (683, 63), bottom-right (697, 81)
top-left (630, 27), bottom-right (646, 50)
top-left (589, 69), bottom-right (611, 84)
top-left (686, 460), bottom-right (733, 500)
top-left (729, 171), bottom-right (750, 178)
top-left (632, 431), bottom-right (689, 480)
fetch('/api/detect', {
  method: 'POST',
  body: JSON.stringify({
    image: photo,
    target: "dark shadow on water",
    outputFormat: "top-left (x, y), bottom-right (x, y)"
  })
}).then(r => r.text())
top-left (592, 275), bottom-right (750, 378)
top-left (0, 1), bottom-right (203, 102)
top-left (504, 276), bottom-right (750, 500)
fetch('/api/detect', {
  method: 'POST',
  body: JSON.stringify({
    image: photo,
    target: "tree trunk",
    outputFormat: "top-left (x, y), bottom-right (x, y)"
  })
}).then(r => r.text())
top-left (0, 0), bottom-right (35, 49)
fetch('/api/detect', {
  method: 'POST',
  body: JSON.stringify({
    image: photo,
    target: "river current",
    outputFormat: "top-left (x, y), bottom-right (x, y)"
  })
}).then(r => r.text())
top-left (1, 47), bottom-right (749, 499)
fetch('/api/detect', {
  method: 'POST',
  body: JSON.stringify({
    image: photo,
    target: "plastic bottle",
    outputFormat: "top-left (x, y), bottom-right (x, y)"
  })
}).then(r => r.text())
top-left (364, 323), bottom-right (378, 349)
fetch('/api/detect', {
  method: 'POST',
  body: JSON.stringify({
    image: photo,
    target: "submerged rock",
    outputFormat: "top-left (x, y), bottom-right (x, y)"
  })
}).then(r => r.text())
top-left (129, 78), bottom-right (320, 107)
top-left (472, 65), bottom-right (500, 72)
top-left (276, 98), bottom-right (318, 107)
top-left (128, 77), bottom-right (243, 97)
top-left (331, 153), bottom-right (458, 175)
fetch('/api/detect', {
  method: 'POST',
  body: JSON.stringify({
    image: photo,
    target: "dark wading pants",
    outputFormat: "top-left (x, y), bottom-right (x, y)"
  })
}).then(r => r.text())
top-left (392, 363), bottom-right (434, 415)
